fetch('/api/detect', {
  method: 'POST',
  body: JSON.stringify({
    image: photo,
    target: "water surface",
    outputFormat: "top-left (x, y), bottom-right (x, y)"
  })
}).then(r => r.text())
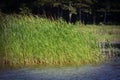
top-left (0, 58), bottom-right (120, 80)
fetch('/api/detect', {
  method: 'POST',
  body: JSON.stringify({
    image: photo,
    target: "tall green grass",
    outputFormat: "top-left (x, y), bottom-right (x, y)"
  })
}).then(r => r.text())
top-left (76, 25), bottom-right (120, 42)
top-left (0, 15), bottom-right (104, 67)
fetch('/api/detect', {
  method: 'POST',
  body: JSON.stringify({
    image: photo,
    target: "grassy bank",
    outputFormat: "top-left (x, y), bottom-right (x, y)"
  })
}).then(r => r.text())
top-left (76, 25), bottom-right (120, 42)
top-left (1, 14), bottom-right (118, 68)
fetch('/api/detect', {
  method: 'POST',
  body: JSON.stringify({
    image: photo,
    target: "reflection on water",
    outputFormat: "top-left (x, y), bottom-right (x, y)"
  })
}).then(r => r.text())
top-left (0, 58), bottom-right (120, 80)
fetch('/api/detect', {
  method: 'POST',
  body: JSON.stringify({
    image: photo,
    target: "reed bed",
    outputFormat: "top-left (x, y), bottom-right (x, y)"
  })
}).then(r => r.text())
top-left (74, 24), bottom-right (120, 42)
top-left (0, 15), bottom-right (111, 67)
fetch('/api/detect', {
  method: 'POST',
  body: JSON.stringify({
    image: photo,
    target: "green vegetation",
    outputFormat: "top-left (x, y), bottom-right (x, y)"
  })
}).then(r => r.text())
top-left (0, 14), bottom-right (119, 68)
top-left (75, 25), bottom-right (120, 42)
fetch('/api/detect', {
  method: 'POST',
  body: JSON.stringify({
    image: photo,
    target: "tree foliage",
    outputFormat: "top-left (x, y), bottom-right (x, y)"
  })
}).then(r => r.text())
top-left (0, 0), bottom-right (120, 24)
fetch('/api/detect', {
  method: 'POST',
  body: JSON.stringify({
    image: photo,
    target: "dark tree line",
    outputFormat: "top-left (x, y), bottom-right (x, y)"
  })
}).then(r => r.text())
top-left (0, 0), bottom-right (120, 24)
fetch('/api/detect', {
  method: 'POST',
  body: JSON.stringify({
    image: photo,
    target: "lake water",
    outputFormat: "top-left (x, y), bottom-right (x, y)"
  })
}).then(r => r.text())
top-left (0, 58), bottom-right (120, 80)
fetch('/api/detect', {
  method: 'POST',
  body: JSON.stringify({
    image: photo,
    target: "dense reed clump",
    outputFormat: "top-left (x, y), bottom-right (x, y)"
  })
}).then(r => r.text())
top-left (0, 15), bottom-right (103, 67)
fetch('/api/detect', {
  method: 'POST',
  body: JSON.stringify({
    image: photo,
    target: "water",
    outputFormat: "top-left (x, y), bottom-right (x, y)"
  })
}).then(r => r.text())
top-left (0, 58), bottom-right (120, 80)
